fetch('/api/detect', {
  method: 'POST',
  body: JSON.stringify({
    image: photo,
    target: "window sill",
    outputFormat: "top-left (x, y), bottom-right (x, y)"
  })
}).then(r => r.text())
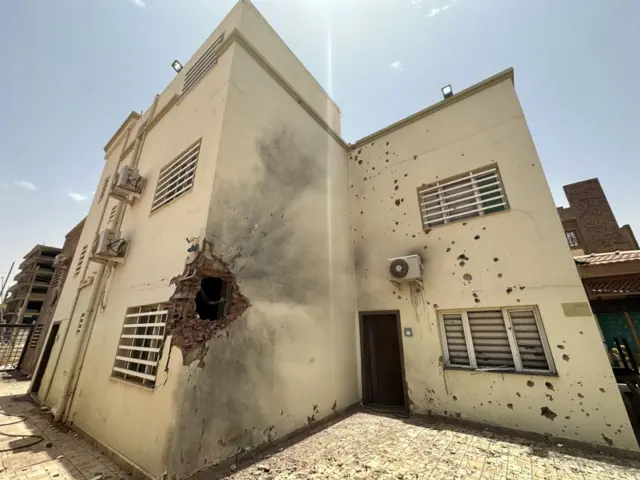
top-left (109, 375), bottom-right (157, 392)
top-left (423, 207), bottom-right (510, 231)
top-left (444, 366), bottom-right (558, 378)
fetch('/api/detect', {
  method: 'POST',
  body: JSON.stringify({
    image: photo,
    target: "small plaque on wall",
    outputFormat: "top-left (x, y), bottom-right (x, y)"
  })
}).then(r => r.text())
top-left (562, 302), bottom-right (592, 317)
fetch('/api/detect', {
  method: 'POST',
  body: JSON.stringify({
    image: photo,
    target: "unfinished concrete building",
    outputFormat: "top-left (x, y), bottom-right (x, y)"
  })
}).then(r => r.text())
top-left (21, 219), bottom-right (85, 379)
top-left (3, 245), bottom-right (61, 325)
top-left (32, 2), bottom-right (638, 478)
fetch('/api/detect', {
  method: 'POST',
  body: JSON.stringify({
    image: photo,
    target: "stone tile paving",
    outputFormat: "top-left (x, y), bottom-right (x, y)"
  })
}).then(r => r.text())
top-left (0, 373), bottom-right (129, 480)
top-left (221, 412), bottom-right (640, 480)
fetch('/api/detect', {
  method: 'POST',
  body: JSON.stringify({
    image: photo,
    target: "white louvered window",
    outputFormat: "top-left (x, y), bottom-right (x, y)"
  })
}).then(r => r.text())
top-left (98, 176), bottom-right (110, 204)
top-left (74, 245), bottom-right (87, 277)
top-left (183, 33), bottom-right (225, 95)
top-left (565, 230), bottom-right (580, 248)
top-left (112, 304), bottom-right (167, 387)
top-left (440, 307), bottom-right (554, 373)
top-left (418, 166), bottom-right (508, 229)
top-left (150, 142), bottom-right (200, 213)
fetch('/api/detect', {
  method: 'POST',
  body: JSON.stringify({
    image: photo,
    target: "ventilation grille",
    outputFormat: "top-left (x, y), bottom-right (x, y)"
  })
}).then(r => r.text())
top-left (51, 268), bottom-right (63, 287)
top-left (76, 312), bottom-right (86, 333)
top-left (150, 142), bottom-right (200, 213)
top-left (108, 205), bottom-right (117, 223)
top-left (510, 310), bottom-right (549, 370)
top-left (418, 167), bottom-right (508, 228)
top-left (74, 245), bottom-right (87, 277)
top-left (29, 324), bottom-right (44, 348)
top-left (183, 33), bottom-right (225, 95)
top-left (468, 310), bottom-right (513, 369)
top-left (98, 176), bottom-right (110, 204)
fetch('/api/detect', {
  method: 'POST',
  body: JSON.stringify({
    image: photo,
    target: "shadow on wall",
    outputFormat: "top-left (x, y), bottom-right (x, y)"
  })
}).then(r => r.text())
top-left (164, 126), bottom-right (334, 478)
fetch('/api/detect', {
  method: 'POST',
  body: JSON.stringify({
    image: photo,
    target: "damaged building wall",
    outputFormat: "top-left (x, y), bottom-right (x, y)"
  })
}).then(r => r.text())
top-left (163, 38), bottom-right (357, 479)
top-left (38, 44), bottom-right (237, 479)
top-left (350, 74), bottom-right (638, 451)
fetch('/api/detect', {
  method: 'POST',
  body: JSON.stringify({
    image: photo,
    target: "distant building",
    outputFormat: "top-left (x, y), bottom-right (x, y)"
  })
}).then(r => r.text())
top-left (557, 178), bottom-right (638, 255)
top-left (21, 219), bottom-right (85, 378)
top-left (3, 245), bottom-right (61, 325)
top-left (32, 2), bottom-right (637, 478)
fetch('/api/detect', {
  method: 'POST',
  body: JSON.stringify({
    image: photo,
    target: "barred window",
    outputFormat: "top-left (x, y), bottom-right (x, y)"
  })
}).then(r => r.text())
top-left (440, 307), bottom-right (554, 373)
top-left (150, 142), bottom-right (200, 213)
top-left (112, 304), bottom-right (167, 387)
top-left (418, 166), bottom-right (508, 229)
top-left (565, 230), bottom-right (580, 248)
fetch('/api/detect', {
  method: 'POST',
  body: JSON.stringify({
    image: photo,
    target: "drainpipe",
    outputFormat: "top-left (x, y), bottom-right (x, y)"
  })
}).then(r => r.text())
top-left (47, 125), bottom-right (135, 418)
top-left (59, 95), bottom-right (160, 424)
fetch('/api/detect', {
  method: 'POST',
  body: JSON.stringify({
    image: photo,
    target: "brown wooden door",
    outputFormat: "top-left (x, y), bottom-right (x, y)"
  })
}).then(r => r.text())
top-left (361, 313), bottom-right (405, 407)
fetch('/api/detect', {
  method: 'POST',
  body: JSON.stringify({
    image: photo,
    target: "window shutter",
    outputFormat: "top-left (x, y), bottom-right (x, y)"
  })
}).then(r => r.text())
top-left (442, 313), bottom-right (470, 366)
top-left (183, 33), bottom-right (225, 95)
top-left (509, 310), bottom-right (549, 370)
top-left (467, 310), bottom-right (514, 368)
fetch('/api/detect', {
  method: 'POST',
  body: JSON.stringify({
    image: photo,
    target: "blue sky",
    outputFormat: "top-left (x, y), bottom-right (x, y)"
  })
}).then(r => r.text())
top-left (1, 0), bottom-right (638, 286)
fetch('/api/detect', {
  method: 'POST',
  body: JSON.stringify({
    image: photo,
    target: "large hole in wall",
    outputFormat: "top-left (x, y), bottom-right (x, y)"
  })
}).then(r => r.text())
top-left (195, 277), bottom-right (230, 321)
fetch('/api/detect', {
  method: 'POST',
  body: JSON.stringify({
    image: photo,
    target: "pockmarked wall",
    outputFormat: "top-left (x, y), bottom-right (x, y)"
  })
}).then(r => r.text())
top-left (349, 76), bottom-right (638, 451)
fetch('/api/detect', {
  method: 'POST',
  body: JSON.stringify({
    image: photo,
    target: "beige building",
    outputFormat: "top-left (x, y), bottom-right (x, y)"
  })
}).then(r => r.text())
top-left (33, 1), bottom-right (638, 478)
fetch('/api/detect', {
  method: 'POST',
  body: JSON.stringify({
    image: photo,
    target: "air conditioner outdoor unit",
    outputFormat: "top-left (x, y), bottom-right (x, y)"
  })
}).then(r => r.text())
top-left (388, 255), bottom-right (423, 282)
top-left (111, 165), bottom-right (144, 200)
top-left (52, 254), bottom-right (69, 268)
top-left (92, 229), bottom-right (127, 263)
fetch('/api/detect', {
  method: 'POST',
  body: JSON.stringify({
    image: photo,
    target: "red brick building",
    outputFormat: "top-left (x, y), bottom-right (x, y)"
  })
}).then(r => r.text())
top-left (557, 178), bottom-right (638, 255)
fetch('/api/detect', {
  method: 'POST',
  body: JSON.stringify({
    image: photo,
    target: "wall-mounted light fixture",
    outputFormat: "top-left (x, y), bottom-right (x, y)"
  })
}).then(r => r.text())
top-left (441, 85), bottom-right (453, 99)
top-left (171, 60), bottom-right (183, 73)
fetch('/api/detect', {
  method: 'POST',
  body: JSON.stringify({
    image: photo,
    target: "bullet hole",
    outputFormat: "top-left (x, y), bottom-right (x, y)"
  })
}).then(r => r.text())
top-left (433, 304), bottom-right (438, 308)
top-left (397, 295), bottom-right (402, 300)
top-left (474, 235), bottom-right (480, 240)
top-left (461, 153), bottom-right (465, 156)
top-left (196, 277), bottom-right (231, 321)
top-left (482, 227), bottom-right (486, 230)
top-left (463, 273), bottom-right (473, 282)
top-left (527, 380), bottom-right (534, 387)
top-left (395, 199), bottom-right (401, 206)
top-left (601, 434), bottom-right (613, 446)
top-left (413, 155), bottom-right (417, 160)
top-left (386, 151), bottom-right (389, 155)
top-left (545, 382), bottom-right (554, 391)
top-left (354, 155), bottom-right (359, 161)
top-left (516, 299), bottom-right (521, 303)
top-left (546, 394), bottom-right (553, 401)
top-left (577, 393), bottom-right (583, 398)
top-left (360, 211), bottom-right (363, 215)
top-left (393, 229), bottom-right (396, 232)
top-left (557, 345), bottom-right (565, 350)
top-left (562, 354), bottom-right (570, 362)
top-left (392, 291), bottom-right (396, 295)
top-left (446, 248), bottom-right (451, 252)
top-left (457, 254), bottom-right (469, 261)
top-left (351, 185), bottom-right (354, 188)
top-left (412, 235), bottom-right (416, 238)
top-left (358, 160), bottom-right (363, 165)
top-left (453, 396), bottom-right (458, 401)
top-left (519, 286), bottom-right (526, 290)
top-left (497, 273), bottom-right (503, 278)
top-left (363, 177), bottom-right (368, 181)
top-left (386, 159), bottom-right (389, 163)
top-left (459, 261), bottom-right (466, 267)
top-left (507, 403), bottom-right (513, 410)
top-left (451, 240), bottom-right (455, 244)
top-left (394, 185), bottom-right (399, 190)
top-left (579, 331), bottom-right (584, 335)
top-left (386, 142), bottom-right (389, 146)
top-left (599, 388), bottom-right (605, 393)
top-left (494, 257), bottom-right (499, 262)
top-left (565, 416), bottom-right (571, 420)
top-left (404, 174), bottom-right (408, 177)
top-left (395, 221), bottom-right (399, 225)
top-left (394, 179), bottom-right (398, 184)
top-left (540, 407), bottom-right (557, 421)
top-left (516, 392), bottom-right (521, 397)
top-left (506, 287), bottom-right (513, 294)
top-left (372, 167), bottom-right (376, 171)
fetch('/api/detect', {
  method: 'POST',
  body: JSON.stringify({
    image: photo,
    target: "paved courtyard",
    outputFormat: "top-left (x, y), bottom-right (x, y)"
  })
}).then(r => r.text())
top-left (3, 374), bottom-right (640, 480)
top-left (0, 373), bottom-right (128, 480)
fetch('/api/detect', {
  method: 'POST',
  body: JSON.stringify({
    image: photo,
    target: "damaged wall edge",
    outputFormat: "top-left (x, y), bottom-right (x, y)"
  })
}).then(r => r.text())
top-left (167, 240), bottom-right (250, 366)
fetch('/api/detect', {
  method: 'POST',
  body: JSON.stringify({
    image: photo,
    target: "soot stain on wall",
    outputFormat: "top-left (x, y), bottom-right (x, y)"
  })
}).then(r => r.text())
top-left (165, 127), bottom-right (332, 479)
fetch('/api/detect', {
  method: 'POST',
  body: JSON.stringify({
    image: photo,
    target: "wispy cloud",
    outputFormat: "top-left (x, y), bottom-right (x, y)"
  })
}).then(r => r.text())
top-left (127, 0), bottom-right (146, 7)
top-left (419, 0), bottom-right (457, 18)
top-left (13, 180), bottom-right (37, 191)
top-left (1, 182), bottom-right (8, 189)
top-left (67, 191), bottom-right (89, 202)
top-left (390, 60), bottom-right (404, 72)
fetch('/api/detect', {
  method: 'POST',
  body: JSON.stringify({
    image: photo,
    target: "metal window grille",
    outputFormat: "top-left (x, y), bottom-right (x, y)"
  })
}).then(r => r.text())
top-left (74, 245), bottom-right (87, 277)
top-left (98, 176), bottom-right (110, 204)
top-left (565, 230), bottom-right (580, 247)
top-left (150, 142), bottom-right (200, 213)
top-left (112, 304), bottom-right (167, 387)
top-left (108, 205), bottom-right (117, 223)
top-left (440, 307), bottom-right (554, 373)
top-left (29, 324), bottom-right (44, 348)
top-left (418, 166), bottom-right (508, 229)
top-left (183, 33), bottom-right (225, 95)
